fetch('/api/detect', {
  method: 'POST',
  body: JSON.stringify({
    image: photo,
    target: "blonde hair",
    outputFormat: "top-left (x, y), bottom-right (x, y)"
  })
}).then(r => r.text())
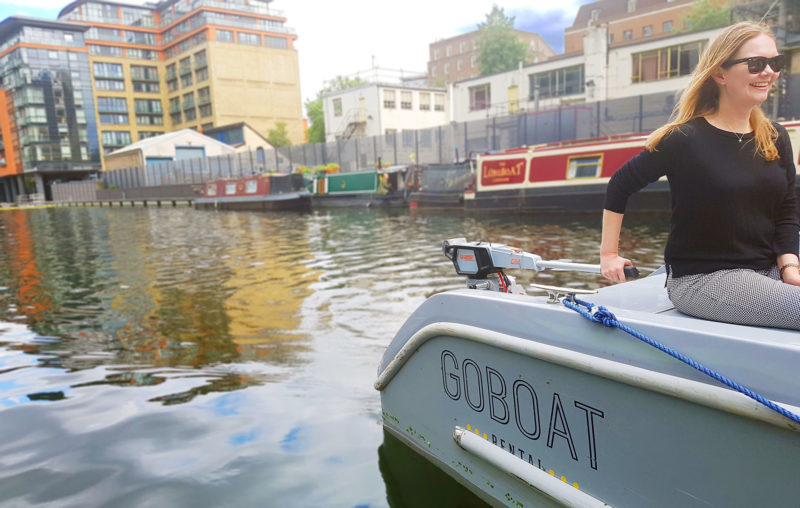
top-left (646, 22), bottom-right (779, 160)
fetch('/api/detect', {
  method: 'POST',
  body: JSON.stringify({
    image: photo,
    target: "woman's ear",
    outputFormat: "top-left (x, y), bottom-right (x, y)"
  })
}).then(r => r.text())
top-left (711, 69), bottom-right (726, 87)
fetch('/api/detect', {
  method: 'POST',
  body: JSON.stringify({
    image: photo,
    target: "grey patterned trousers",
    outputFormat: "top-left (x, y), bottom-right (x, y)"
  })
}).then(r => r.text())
top-left (666, 266), bottom-right (800, 331)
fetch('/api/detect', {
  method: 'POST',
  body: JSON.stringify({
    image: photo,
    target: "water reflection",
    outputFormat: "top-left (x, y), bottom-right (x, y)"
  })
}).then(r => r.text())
top-left (0, 207), bottom-right (670, 506)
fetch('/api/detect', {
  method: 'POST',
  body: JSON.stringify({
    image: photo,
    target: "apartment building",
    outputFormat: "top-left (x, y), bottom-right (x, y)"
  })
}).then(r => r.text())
top-left (55, 0), bottom-right (302, 165)
top-left (0, 17), bottom-right (101, 202)
top-left (428, 30), bottom-right (555, 85)
top-left (565, 0), bottom-right (695, 54)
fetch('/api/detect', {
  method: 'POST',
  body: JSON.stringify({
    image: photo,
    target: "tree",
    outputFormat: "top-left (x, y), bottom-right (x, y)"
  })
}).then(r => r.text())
top-left (477, 5), bottom-right (529, 76)
top-left (267, 122), bottom-right (292, 147)
top-left (679, 0), bottom-right (731, 32)
top-left (305, 75), bottom-right (367, 144)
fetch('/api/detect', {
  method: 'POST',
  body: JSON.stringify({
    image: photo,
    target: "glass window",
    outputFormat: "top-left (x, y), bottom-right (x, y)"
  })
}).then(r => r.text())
top-left (93, 62), bottom-right (123, 78)
top-left (95, 79), bottom-right (125, 91)
top-left (469, 84), bottom-right (490, 111)
top-left (567, 155), bottom-right (602, 178)
top-left (97, 97), bottom-right (128, 112)
top-left (663, 20), bottom-right (673, 33)
top-left (199, 104), bottom-right (212, 117)
top-left (623, 30), bottom-right (632, 40)
top-left (216, 29), bottom-right (233, 42)
top-left (419, 93), bottom-right (430, 111)
top-left (434, 94), bottom-right (445, 111)
top-left (99, 114), bottom-right (128, 125)
top-left (401, 91), bottom-right (412, 110)
top-left (264, 36), bottom-right (287, 49)
top-left (631, 41), bottom-right (703, 83)
top-left (333, 98), bottom-right (342, 117)
top-left (237, 32), bottom-right (260, 45)
top-left (383, 90), bottom-right (395, 109)
top-left (529, 65), bottom-right (585, 99)
top-left (643, 25), bottom-right (653, 37)
top-left (101, 131), bottom-right (131, 146)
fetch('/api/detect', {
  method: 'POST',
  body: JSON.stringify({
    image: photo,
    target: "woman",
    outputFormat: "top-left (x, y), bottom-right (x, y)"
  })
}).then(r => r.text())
top-left (600, 21), bottom-right (800, 330)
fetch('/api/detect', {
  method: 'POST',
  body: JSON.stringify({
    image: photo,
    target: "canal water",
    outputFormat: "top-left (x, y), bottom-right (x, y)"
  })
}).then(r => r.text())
top-left (0, 207), bottom-right (669, 507)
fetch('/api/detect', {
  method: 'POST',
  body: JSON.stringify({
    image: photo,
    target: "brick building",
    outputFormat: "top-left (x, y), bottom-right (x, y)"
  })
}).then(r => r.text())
top-left (428, 30), bottom-right (555, 85)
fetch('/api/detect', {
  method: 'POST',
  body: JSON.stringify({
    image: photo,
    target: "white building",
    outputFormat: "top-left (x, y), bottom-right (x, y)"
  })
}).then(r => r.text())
top-left (322, 83), bottom-right (448, 142)
top-left (450, 25), bottom-right (727, 123)
top-left (103, 129), bottom-right (236, 171)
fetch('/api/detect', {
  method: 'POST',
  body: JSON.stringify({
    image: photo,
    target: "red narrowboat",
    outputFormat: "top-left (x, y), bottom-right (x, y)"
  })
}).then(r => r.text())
top-left (195, 173), bottom-right (310, 211)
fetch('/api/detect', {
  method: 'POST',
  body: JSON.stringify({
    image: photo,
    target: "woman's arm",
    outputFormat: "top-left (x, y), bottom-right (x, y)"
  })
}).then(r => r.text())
top-left (600, 209), bottom-right (633, 282)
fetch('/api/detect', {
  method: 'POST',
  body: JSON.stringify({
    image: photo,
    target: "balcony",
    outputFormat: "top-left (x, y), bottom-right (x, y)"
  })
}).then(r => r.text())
top-left (130, 73), bottom-right (159, 82)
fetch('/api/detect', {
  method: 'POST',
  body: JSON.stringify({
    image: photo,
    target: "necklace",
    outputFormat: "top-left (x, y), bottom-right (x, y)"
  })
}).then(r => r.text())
top-left (717, 117), bottom-right (748, 143)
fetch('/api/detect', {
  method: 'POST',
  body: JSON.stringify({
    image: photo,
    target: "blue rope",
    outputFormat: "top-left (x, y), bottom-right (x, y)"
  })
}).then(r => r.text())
top-left (562, 297), bottom-right (800, 426)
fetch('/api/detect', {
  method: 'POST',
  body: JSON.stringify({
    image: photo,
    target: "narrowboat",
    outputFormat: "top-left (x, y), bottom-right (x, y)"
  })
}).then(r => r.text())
top-left (194, 173), bottom-right (310, 211)
top-left (465, 120), bottom-right (800, 213)
top-left (377, 238), bottom-right (800, 506)
top-left (407, 161), bottom-right (473, 210)
top-left (310, 165), bottom-right (409, 208)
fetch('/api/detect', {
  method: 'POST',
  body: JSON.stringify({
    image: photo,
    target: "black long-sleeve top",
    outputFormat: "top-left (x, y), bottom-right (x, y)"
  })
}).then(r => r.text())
top-left (604, 117), bottom-right (799, 277)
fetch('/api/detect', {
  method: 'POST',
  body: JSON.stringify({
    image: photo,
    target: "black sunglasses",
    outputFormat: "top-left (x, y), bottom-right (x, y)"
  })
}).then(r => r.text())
top-left (721, 54), bottom-right (786, 73)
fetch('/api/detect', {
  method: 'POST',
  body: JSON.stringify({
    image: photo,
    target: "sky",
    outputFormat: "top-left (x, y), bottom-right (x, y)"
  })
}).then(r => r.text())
top-left (0, 0), bottom-right (592, 112)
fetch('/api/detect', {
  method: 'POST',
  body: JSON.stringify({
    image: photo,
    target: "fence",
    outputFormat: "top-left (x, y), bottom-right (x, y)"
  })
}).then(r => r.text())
top-left (95, 88), bottom-right (798, 190)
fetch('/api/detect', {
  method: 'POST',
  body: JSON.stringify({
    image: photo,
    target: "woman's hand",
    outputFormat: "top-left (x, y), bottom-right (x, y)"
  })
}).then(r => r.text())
top-left (601, 252), bottom-right (633, 282)
top-left (781, 266), bottom-right (800, 286)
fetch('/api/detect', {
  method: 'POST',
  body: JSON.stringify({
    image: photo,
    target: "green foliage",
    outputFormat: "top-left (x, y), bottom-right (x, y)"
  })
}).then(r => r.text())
top-left (267, 122), bottom-right (292, 147)
top-left (305, 75), bottom-right (368, 144)
top-left (477, 5), bottom-right (529, 76)
top-left (679, 0), bottom-right (731, 32)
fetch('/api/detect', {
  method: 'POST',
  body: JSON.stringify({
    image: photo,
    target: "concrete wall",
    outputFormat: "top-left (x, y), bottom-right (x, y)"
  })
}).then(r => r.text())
top-left (208, 41), bottom-right (304, 145)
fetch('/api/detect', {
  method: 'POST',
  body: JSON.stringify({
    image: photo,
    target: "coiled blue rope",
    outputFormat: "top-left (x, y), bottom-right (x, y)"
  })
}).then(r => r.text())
top-left (563, 297), bottom-right (800, 426)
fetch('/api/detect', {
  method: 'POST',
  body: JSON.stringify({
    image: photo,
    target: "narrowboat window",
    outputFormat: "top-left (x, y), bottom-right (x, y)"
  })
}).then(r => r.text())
top-left (206, 184), bottom-right (216, 196)
top-left (245, 180), bottom-right (258, 193)
top-left (225, 183), bottom-right (236, 194)
top-left (567, 155), bottom-right (602, 178)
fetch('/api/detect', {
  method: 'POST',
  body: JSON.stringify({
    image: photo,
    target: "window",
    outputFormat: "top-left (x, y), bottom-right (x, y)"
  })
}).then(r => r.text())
top-left (459, 42), bottom-right (465, 53)
top-left (136, 115), bottom-right (163, 125)
top-left (631, 41), bottom-right (703, 83)
top-left (126, 48), bottom-right (157, 60)
top-left (433, 48), bottom-right (440, 59)
top-left (89, 45), bottom-right (122, 57)
top-left (197, 87), bottom-right (210, 104)
top-left (333, 98), bottom-right (342, 116)
top-left (431, 66), bottom-right (438, 77)
top-left (663, 20), bottom-right (673, 33)
top-left (199, 104), bottom-right (212, 117)
top-left (64, 33), bottom-right (73, 42)
top-left (101, 131), bottom-right (131, 146)
top-left (623, 30), bottom-right (632, 40)
top-left (133, 81), bottom-right (159, 93)
top-left (194, 50), bottom-right (207, 68)
top-left (184, 108), bottom-right (196, 121)
top-left (471, 55), bottom-right (478, 68)
top-left (643, 25), bottom-right (653, 37)
top-left (99, 114), bottom-right (128, 125)
top-left (169, 97), bottom-right (180, 113)
top-left (217, 29), bottom-right (233, 42)
top-left (627, 0), bottom-right (637, 12)
top-left (138, 131), bottom-right (163, 140)
top-left (457, 59), bottom-right (463, 71)
top-left (93, 62), bottom-right (123, 78)
top-left (446, 46), bottom-right (452, 57)
top-left (237, 32), bottom-right (260, 45)
top-left (97, 97), bottom-right (128, 113)
top-left (469, 84), bottom-right (490, 111)
top-left (179, 57), bottom-right (191, 75)
top-left (168, 79), bottom-right (179, 92)
top-left (529, 65), bottom-right (585, 99)
top-left (196, 67), bottom-right (209, 82)
top-left (609, 33), bottom-right (615, 43)
top-left (401, 91), bottom-right (412, 110)
top-left (171, 112), bottom-right (181, 124)
top-left (444, 63), bottom-right (450, 75)
top-left (245, 180), bottom-right (258, 193)
top-left (567, 155), bottom-right (602, 179)
top-left (264, 36), bottom-right (287, 49)
top-left (130, 65), bottom-right (158, 81)
top-left (134, 99), bottom-right (161, 114)
top-left (434, 93), bottom-right (445, 111)
top-left (419, 92), bottom-right (430, 111)
top-left (183, 92), bottom-right (195, 109)
top-left (95, 79), bottom-right (125, 91)
top-left (181, 73), bottom-right (193, 87)
top-left (590, 9), bottom-right (600, 22)
top-left (383, 89), bottom-right (396, 109)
